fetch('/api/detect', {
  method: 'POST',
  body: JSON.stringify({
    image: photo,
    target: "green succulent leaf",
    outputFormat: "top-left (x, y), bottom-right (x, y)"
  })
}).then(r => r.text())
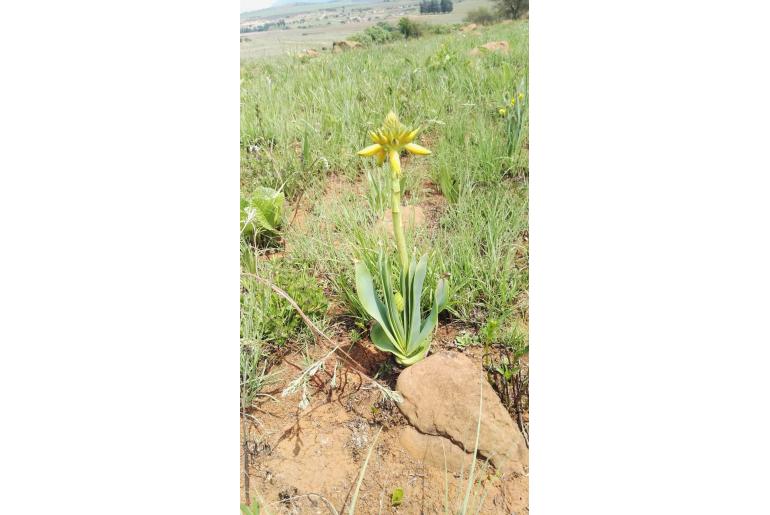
top-left (378, 252), bottom-right (405, 346)
top-left (414, 293), bottom-right (440, 354)
top-left (371, 322), bottom-right (401, 356)
top-left (397, 345), bottom-right (430, 366)
top-left (408, 254), bottom-right (429, 349)
top-left (355, 261), bottom-right (397, 344)
top-left (355, 250), bottom-right (450, 367)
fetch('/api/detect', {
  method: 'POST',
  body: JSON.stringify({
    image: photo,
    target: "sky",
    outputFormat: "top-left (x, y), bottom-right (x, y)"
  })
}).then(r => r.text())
top-left (241, 0), bottom-right (274, 13)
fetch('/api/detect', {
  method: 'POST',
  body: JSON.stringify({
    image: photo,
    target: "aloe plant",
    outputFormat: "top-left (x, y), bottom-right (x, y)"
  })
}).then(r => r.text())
top-left (356, 251), bottom-right (447, 365)
top-left (355, 112), bottom-right (449, 366)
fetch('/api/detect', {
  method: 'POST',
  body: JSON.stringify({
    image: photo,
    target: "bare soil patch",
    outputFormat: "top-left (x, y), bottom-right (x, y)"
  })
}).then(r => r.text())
top-left (241, 341), bottom-right (529, 514)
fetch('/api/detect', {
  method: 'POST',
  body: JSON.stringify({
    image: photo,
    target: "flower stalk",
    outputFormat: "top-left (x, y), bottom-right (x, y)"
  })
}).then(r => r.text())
top-left (388, 149), bottom-right (409, 270)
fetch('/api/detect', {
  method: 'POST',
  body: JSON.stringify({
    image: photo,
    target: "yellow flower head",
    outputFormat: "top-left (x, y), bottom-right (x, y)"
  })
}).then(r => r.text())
top-left (498, 107), bottom-right (507, 116)
top-left (357, 111), bottom-right (431, 166)
top-left (510, 98), bottom-right (516, 106)
top-left (518, 92), bottom-right (525, 101)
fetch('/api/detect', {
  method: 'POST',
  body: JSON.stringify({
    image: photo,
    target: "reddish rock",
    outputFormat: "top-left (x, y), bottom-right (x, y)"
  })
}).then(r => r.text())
top-left (396, 351), bottom-right (528, 476)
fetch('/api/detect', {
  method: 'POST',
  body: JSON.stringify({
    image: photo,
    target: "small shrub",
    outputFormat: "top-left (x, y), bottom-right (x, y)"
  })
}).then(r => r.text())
top-left (350, 22), bottom-right (401, 45)
top-left (398, 17), bottom-right (423, 39)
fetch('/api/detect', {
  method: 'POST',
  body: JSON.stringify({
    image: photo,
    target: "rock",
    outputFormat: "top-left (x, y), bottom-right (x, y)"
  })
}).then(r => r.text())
top-left (469, 41), bottom-right (510, 57)
top-left (460, 23), bottom-right (478, 32)
top-left (332, 40), bottom-right (362, 53)
top-left (399, 426), bottom-right (473, 473)
top-left (482, 40), bottom-right (510, 53)
top-left (298, 48), bottom-right (319, 58)
top-left (377, 205), bottom-right (425, 238)
top-left (396, 351), bottom-right (528, 475)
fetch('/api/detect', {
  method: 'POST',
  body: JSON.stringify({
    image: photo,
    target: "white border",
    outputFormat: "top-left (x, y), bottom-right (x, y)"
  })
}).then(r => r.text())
top-left (0, 1), bottom-right (239, 512)
top-left (531, 1), bottom-right (770, 512)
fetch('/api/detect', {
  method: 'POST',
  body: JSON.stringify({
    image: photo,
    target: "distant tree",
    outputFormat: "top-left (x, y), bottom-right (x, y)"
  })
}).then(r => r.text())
top-left (429, 0), bottom-right (440, 13)
top-left (495, 0), bottom-right (528, 19)
top-left (440, 0), bottom-right (453, 12)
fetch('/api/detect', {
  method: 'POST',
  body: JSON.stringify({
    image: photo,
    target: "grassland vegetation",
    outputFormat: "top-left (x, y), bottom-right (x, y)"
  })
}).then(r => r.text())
top-left (240, 0), bottom-right (498, 58)
top-left (240, 17), bottom-right (528, 366)
top-left (464, 6), bottom-right (499, 25)
top-left (240, 245), bottom-right (329, 349)
top-left (349, 21), bottom-right (402, 45)
top-left (349, 19), bottom-right (457, 46)
top-left (240, 18), bottom-right (528, 441)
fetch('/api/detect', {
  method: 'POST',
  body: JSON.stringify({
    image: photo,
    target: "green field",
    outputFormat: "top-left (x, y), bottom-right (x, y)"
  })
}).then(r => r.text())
top-left (240, 20), bottom-right (529, 511)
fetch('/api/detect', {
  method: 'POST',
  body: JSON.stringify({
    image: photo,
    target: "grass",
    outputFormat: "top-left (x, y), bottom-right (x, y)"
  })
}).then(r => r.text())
top-left (346, 426), bottom-right (382, 514)
top-left (435, 186), bottom-right (528, 327)
top-left (241, 21), bottom-right (527, 201)
top-left (240, 16), bottom-right (527, 426)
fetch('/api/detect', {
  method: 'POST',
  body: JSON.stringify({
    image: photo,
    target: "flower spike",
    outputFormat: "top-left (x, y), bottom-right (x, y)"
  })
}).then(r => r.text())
top-left (356, 112), bottom-right (431, 160)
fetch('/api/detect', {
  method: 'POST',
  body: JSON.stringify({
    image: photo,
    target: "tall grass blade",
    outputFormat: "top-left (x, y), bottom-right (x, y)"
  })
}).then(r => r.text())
top-left (348, 426), bottom-right (382, 515)
top-left (461, 372), bottom-right (484, 514)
